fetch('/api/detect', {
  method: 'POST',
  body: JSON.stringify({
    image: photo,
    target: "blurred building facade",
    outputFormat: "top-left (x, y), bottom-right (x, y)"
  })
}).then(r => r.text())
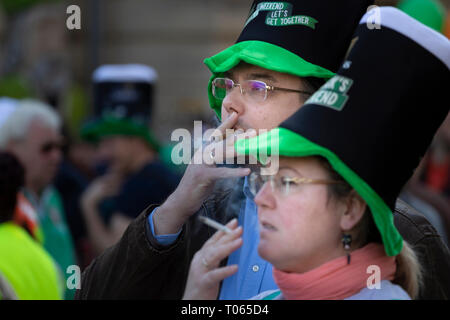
top-left (1, 0), bottom-right (253, 144)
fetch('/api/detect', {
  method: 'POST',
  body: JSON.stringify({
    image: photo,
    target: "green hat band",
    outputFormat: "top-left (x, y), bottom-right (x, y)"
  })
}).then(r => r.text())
top-left (204, 40), bottom-right (335, 118)
top-left (80, 116), bottom-right (161, 151)
top-left (235, 127), bottom-right (403, 257)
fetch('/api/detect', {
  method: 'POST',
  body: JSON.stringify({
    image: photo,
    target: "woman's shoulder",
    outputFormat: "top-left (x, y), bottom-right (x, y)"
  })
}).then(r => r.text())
top-left (346, 280), bottom-right (411, 300)
top-left (250, 280), bottom-right (410, 300)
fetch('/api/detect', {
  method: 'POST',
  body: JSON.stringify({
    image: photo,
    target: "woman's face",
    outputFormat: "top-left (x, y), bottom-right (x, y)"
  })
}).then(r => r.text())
top-left (254, 156), bottom-right (346, 273)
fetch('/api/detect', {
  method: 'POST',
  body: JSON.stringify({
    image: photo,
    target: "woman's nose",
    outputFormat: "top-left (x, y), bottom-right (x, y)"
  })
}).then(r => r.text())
top-left (254, 181), bottom-right (276, 210)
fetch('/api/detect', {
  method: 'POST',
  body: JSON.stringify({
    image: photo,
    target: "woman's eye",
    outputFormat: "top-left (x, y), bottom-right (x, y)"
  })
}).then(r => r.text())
top-left (280, 177), bottom-right (295, 186)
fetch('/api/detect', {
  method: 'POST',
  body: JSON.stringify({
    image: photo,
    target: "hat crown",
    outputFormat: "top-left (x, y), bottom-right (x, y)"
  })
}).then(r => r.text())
top-left (282, 6), bottom-right (450, 209)
top-left (237, 0), bottom-right (374, 73)
top-left (93, 64), bottom-right (157, 83)
top-left (92, 64), bottom-right (156, 123)
top-left (204, 0), bottom-right (375, 117)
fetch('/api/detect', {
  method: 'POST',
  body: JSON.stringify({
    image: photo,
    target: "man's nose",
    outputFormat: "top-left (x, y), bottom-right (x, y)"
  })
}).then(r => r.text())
top-left (50, 147), bottom-right (62, 164)
top-left (222, 85), bottom-right (246, 117)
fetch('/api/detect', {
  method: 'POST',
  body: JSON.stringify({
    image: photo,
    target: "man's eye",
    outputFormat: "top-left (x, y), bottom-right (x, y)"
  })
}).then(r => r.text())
top-left (248, 81), bottom-right (266, 92)
top-left (251, 86), bottom-right (265, 92)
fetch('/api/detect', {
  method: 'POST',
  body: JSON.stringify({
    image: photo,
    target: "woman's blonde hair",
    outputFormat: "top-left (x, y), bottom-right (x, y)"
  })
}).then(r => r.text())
top-left (356, 211), bottom-right (423, 298)
top-left (315, 156), bottom-right (423, 299)
top-left (393, 241), bottom-right (423, 299)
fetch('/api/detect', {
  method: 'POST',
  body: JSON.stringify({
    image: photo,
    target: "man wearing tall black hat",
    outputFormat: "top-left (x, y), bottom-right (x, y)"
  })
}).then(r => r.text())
top-left (80, 64), bottom-right (180, 256)
top-left (76, 1), bottom-right (449, 300)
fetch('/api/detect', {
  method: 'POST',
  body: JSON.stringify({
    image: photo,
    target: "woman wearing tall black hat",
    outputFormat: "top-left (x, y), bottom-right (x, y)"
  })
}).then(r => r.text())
top-left (184, 6), bottom-right (450, 299)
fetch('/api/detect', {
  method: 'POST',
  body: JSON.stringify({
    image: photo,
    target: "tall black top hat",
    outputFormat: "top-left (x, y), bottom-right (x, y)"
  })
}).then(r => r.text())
top-left (204, 0), bottom-right (374, 117)
top-left (237, 7), bottom-right (450, 256)
top-left (81, 64), bottom-right (160, 149)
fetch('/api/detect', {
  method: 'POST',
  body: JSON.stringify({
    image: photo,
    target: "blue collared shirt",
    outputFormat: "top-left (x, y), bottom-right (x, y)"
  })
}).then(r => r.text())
top-left (218, 177), bottom-right (276, 299)
top-left (147, 176), bottom-right (277, 299)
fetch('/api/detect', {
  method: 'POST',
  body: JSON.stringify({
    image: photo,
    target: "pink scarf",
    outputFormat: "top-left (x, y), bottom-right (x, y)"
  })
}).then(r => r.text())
top-left (272, 243), bottom-right (396, 300)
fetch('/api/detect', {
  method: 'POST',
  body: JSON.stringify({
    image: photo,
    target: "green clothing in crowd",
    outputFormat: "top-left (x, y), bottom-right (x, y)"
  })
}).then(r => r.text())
top-left (25, 186), bottom-right (77, 300)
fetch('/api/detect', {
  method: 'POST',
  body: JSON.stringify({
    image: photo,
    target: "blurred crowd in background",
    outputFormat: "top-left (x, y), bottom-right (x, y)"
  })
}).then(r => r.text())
top-left (0, 0), bottom-right (449, 300)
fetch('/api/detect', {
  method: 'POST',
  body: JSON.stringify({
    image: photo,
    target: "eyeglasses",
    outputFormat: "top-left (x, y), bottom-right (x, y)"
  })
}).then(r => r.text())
top-left (249, 171), bottom-right (344, 197)
top-left (40, 141), bottom-right (64, 154)
top-left (212, 77), bottom-right (313, 103)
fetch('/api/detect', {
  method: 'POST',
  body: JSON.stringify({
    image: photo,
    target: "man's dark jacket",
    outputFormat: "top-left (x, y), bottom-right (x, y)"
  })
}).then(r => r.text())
top-left (75, 178), bottom-right (450, 300)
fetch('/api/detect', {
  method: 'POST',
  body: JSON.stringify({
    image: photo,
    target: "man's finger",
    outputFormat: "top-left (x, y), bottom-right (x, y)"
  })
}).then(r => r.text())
top-left (216, 112), bottom-right (238, 135)
top-left (211, 167), bottom-right (251, 179)
top-left (207, 127), bottom-right (258, 164)
top-left (234, 128), bottom-right (257, 142)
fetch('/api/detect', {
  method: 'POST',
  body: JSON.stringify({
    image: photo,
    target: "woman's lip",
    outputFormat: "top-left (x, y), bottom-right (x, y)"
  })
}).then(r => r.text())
top-left (259, 221), bottom-right (277, 232)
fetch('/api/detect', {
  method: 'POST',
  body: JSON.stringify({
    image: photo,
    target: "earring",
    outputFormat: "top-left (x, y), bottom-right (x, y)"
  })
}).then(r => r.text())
top-left (341, 233), bottom-right (352, 265)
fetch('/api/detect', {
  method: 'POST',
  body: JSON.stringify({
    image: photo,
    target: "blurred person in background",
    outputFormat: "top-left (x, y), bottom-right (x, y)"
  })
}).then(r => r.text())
top-left (53, 131), bottom-right (98, 270)
top-left (0, 151), bottom-right (62, 300)
top-left (0, 0), bottom-right (94, 270)
top-left (0, 97), bottom-right (42, 242)
top-left (402, 113), bottom-right (450, 245)
top-left (79, 64), bottom-right (180, 256)
top-left (0, 98), bottom-right (77, 299)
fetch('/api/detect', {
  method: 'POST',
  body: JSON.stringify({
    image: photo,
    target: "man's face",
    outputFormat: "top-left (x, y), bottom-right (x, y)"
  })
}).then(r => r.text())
top-left (221, 63), bottom-right (308, 131)
top-left (97, 136), bottom-right (135, 174)
top-left (11, 119), bottom-right (62, 194)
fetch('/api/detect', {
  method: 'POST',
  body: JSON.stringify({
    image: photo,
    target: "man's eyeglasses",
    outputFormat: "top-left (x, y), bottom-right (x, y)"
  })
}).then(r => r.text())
top-left (249, 171), bottom-right (345, 197)
top-left (212, 77), bottom-right (313, 103)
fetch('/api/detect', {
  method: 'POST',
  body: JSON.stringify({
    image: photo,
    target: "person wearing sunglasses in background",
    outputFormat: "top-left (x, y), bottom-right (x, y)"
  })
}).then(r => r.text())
top-left (0, 98), bottom-right (77, 300)
top-left (184, 7), bottom-right (450, 300)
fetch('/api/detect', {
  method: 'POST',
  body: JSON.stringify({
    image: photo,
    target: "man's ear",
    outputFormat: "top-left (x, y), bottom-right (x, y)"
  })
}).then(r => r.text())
top-left (339, 191), bottom-right (367, 232)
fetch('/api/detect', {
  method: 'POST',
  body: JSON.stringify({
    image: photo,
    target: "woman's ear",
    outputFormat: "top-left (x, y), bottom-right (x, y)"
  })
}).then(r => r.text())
top-left (339, 191), bottom-right (367, 232)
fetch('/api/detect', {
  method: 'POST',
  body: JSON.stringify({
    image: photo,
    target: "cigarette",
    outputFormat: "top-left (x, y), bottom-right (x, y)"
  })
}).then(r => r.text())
top-left (198, 216), bottom-right (232, 234)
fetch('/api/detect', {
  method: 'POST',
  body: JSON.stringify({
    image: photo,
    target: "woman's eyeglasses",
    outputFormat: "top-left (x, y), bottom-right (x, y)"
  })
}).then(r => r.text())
top-left (249, 171), bottom-right (344, 197)
top-left (212, 77), bottom-right (313, 103)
